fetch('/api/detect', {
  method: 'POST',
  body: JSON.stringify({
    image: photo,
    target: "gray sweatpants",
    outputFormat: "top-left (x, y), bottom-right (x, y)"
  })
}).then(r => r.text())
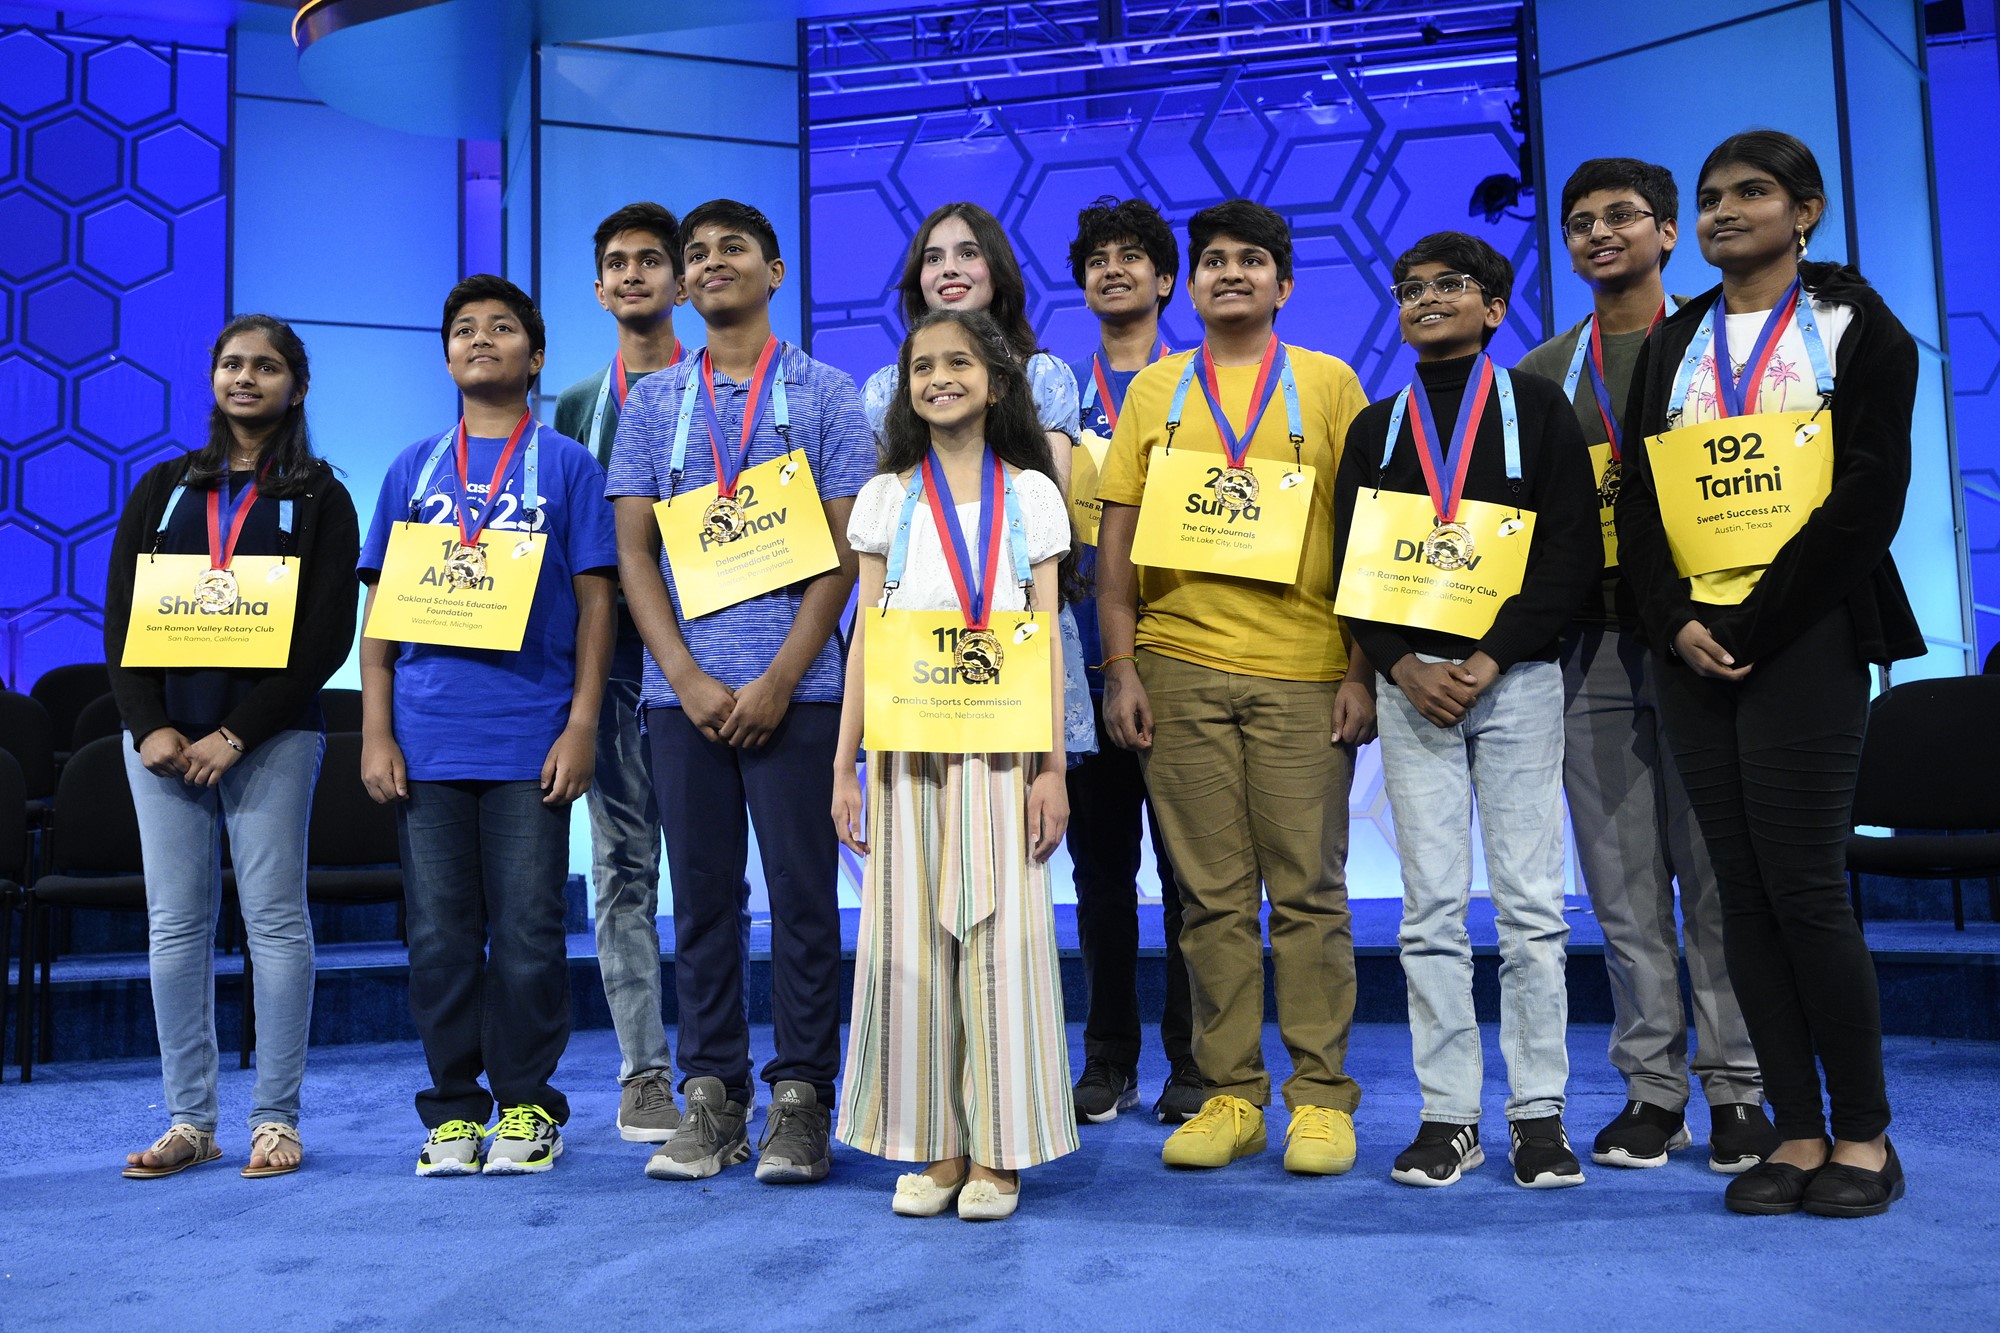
top-left (1560, 626), bottom-right (1761, 1112)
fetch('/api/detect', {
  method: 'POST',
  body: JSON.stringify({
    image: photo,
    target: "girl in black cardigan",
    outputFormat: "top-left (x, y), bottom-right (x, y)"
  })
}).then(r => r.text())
top-left (1615, 132), bottom-right (1922, 1219)
top-left (104, 315), bottom-right (358, 1180)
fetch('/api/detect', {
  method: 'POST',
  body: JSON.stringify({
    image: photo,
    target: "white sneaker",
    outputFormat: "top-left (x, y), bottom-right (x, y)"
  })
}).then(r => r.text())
top-left (483, 1105), bottom-right (563, 1175)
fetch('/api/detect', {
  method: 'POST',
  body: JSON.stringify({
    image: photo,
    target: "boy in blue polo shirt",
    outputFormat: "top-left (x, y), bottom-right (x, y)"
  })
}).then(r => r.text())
top-left (607, 199), bottom-right (875, 1184)
top-left (358, 274), bottom-right (617, 1176)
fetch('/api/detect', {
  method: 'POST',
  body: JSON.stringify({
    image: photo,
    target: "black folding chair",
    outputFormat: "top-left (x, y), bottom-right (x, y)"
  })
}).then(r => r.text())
top-left (1846, 676), bottom-right (2000, 930)
top-left (70, 693), bottom-right (122, 753)
top-left (0, 752), bottom-right (28, 1082)
top-left (320, 688), bottom-right (364, 734)
top-left (20, 736), bottom-right (146, 1081)
top-left (30, 663), bottom-right (110, 766)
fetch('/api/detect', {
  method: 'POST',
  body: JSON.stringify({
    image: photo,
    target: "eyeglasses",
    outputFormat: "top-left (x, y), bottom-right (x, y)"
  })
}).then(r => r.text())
top-left (1390, 273), bottom-right (1484, 308)
top-left (1562, 207), bottom-right (1656, 240)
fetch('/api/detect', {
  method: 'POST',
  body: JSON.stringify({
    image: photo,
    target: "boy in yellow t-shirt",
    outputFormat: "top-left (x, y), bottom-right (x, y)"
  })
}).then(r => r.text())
top-left (1094, 199), bottom-right (1374, 1177)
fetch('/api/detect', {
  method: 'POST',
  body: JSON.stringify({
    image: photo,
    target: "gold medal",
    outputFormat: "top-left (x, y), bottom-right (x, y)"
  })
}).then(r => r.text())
top-left (1596, 456), bottom-right (1623, 509)
top-left (1421, 521), bottom-right (1476, 571)
top-left (194, 567), bottom-right (239, 614)
top-left (1215, 465), bottom-right (1260, 513)
top-left (702, 494), bottom-right (746, 545)
top-left (954, 628), bottom-right (1004, 684)
top-left (444, 542), bottom-right (488, 591)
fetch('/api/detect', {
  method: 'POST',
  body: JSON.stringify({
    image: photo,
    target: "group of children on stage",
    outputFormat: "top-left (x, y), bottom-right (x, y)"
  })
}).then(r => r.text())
top-left (103, 127), bottom-right (1915, 1222)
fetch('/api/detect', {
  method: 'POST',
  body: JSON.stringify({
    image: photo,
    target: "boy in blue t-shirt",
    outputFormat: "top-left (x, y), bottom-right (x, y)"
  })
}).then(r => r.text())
top-left (1060, 196), bottom-right (1202, 1127)
top-left (606, 199), bottom-right (875, 1185)
top-left (358, 274), bottom-right (618, 1177)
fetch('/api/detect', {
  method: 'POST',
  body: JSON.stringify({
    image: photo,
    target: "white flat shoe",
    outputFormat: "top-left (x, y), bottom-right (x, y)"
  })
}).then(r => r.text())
top-left (957, 1177), bottom-right (1020, 1221)
top-left (892, 1171), bottom-right (965, 1217)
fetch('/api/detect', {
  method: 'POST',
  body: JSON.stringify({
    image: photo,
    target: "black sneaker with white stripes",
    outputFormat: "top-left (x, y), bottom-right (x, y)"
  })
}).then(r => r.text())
top-left (1509, 1115), bottom-right (1585, 1188)
top-left (1390, 1121), bottom-right (1484, 1188)
top-left (1592, 1100), bottom-right (1692, 1168)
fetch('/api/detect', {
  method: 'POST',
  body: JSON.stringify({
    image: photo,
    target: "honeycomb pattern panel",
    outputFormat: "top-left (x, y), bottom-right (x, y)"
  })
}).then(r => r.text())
top-left (0, 18), bottom-right (224, 690)
top-left (808, 74), bottom-right (1538, 402)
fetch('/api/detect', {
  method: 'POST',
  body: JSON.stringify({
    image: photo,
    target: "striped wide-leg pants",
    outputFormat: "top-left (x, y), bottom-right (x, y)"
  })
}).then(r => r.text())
top-left (836, 750), bottom-right (1079, 1170)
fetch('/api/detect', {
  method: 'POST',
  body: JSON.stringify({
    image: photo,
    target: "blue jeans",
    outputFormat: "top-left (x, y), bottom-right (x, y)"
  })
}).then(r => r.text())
top-left (587, 663), bottom-right (670, 1082)
top-left (400, 779), bottom-right (572, 1127)
top-left (124, 728), bottom-right (322, 1131)
top-left (1378, 658), bottom-right (1570, 1124)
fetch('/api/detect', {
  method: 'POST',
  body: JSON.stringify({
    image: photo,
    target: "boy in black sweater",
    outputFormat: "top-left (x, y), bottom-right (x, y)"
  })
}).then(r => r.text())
top-left (1331, 232), bottom-right (1600, 1190)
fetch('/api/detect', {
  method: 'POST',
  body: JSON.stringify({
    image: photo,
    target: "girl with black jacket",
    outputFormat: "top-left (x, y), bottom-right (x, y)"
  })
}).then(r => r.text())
top-left (104, 315), bottom-right (359, 1180)
top-left (1615, 132), bottom-right (1922, 1218)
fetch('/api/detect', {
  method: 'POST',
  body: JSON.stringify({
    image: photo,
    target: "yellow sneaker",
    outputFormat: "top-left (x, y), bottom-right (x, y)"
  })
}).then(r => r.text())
top-left (1162, 1095), bottom-right (1266, 1169)
top-left (1284, 1105), bottom-right (1357, 1175)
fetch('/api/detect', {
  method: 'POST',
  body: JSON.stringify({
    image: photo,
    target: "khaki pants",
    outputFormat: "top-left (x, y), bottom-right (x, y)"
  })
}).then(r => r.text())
top-left (1137, 650), bottom-right (1360, 1111)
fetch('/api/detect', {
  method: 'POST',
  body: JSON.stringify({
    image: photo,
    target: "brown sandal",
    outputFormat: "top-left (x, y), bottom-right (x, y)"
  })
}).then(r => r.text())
top-left (242, 1122), bottom-right (303, 1178)
top-left (122, 1123), bottom-right (222, 1179)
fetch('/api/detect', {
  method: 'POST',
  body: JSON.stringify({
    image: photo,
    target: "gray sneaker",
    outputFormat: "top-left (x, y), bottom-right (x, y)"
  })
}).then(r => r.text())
top-left (754, 1081), bottom-right (832, 1184)
top-left (483, 1104), bottom-right (563, 1175)
top-left (617, 1070), bottom-right (682, 1144)
top-left (415, 1118), bottom-right (485, 1177)
top-left (645, 1077), bottom-right (748, 1180)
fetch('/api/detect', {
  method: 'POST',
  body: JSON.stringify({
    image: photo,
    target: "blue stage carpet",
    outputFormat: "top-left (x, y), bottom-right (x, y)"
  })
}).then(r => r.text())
top-left (3, 1023), bottom-right (1991, 1330)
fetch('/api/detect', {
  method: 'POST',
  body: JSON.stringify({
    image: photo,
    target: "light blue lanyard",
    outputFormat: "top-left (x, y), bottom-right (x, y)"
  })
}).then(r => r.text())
top-left (1164, 349), bottom-right (1304, 459)
top-left (1380, 366), bottom-right (1522, 491)
top-left (667, 353), bottom-right (793, 498)
top-left (1667, 288), bottom-right (1834, 423)
top-left (880, 465), bottom-right (1033, 608)
top-left (588, 364), bottom-right (617, 459)
top-left (408, 422), bottom-right (542, 524)
top-left (1562, 296), bottom-right (1680, 400)
top-left (156, 478), bottom-right (294, 548)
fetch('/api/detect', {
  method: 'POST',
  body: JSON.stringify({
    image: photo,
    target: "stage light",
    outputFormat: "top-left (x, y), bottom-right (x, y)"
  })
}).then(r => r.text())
top-left (1469, 173), bottom-right (1533, 223)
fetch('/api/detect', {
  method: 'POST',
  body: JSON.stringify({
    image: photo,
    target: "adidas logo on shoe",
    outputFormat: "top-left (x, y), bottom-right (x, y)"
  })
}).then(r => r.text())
top-left (781, 1087), bottom-right (801, 1104)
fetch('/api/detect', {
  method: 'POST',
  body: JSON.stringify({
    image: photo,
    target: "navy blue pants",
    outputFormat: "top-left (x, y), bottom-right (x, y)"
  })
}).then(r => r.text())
top-left (648, 703), bottom-right (843, 1105)
top-left (400, 779), bottom-right (572, 1128)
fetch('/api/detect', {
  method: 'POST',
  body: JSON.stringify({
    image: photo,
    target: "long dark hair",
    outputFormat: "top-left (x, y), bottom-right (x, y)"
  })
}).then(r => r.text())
top-left (882, 308), bottom-right (1082, 606)
top-left (1698, 130), bottom-right (1827, 242)
top-left (896, 203), bottom-right (1040, 363)
top-left (185, 314), bottom-right (321, 498)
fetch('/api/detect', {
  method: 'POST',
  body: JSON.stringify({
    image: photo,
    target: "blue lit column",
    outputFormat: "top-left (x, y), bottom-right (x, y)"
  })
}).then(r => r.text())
top-left (1530, 0), bottom-right (1974, 678)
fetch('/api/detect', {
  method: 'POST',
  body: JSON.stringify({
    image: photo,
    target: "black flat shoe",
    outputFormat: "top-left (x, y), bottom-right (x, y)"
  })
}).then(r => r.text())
top-left (1724, 1159), bottom-right (1823, 1215)
top-left (1802, 1139), bottom-right (1905, 1218)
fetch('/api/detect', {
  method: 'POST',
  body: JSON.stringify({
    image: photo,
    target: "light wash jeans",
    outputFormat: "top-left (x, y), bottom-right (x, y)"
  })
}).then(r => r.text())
top-left (1378, 658), bottom-right (1569, 1124)
top-left (125, 727), bottom-right (323, 1130)
top-left (588, 666), bottom-right (671, 1082)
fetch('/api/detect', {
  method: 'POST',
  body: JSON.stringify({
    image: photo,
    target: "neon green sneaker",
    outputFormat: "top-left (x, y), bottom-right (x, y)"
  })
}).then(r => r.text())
top-left (415, 1119), bottom-right (485, 1177)
top-left (483, 1105), bottom-right (563, 1175)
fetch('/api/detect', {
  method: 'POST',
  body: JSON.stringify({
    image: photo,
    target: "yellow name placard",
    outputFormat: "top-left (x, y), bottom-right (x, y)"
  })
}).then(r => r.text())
top-left (122, 555), bottom-right (298, 667)
top-left (1643, 410), bottom-right (1834, 579)
top-left (654, 453), bottom-right (838, 621)
top-left (1335, 491), bottom-right (1536, 640)
top-left (364, 523), bottom-right (547, 651)
top-left (1070, 430), bottom-right (1110, 546)
top-left (1590, 443), bottom-right (1619, 569)
top-left (1130, 448), bottom-right (1313, 584)
top-left (863, 610), bottom-right (1053, 754)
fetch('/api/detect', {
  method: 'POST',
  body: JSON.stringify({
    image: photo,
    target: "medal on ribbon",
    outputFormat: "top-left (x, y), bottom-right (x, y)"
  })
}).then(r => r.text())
top-left (197, 470), bottom-right (262, 613)
top-left (923, 447), bottom-right (1010, 685)
top-left (694, 335), bottom-right (780, 546)
top-left (1408, 353), bottom-right (1494, 572)
top-left (1191, 334), bottom-right (1287, 514)
top-left (445, 409), bottom-right (533, 591)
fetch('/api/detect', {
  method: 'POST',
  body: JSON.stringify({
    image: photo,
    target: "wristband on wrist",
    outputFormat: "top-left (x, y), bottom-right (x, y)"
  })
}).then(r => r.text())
top-left (217, 729), bottom-right (244, 754)
top-left (1098, 653), bottom-right (1137, 670)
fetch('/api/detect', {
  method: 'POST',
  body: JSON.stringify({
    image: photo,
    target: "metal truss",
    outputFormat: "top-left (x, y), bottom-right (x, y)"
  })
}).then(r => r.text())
top-left (808, 0), bottom-right (1522, 116)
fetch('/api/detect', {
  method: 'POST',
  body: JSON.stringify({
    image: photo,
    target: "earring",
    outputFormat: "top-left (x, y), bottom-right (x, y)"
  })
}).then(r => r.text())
top-left (1796, 225), bottom-right (1808, 259)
